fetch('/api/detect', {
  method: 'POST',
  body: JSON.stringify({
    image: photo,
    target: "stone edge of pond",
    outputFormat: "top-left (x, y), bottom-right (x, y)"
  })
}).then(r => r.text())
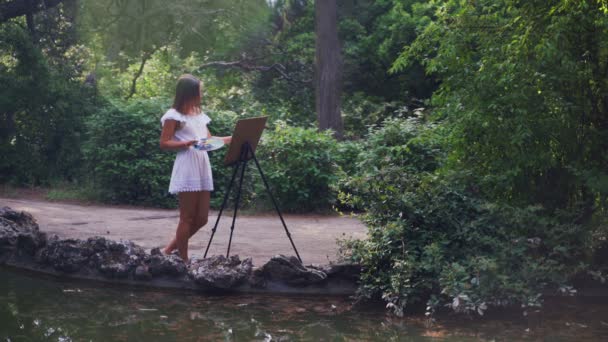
top-left (0, 206), bottom-right (360, 296)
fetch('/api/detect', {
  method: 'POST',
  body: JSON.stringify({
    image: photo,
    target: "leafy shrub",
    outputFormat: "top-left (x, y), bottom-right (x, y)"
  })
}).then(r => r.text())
top-left (341, 93), bottom-right (396, 138)
top-left (254, 123), bottom-right (340, 212)
top-left (340, 117), bottom-right (594, 316)
top-left (205, 118), bottom-right (343, 212)
top-left (334, 139), bottom-right (362, 177)
top-left (82, 106), bottom-right (343, 212)
top-left (83, 98), bottom-right (176, 207)
top-left (0, 24), bottom-right (96, 185)
top-left (332, 139), bottom-right (363, 211)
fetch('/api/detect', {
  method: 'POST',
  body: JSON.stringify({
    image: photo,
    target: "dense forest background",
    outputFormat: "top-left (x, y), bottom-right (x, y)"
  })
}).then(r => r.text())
top-left (1, 0), bottom-right (607, 317)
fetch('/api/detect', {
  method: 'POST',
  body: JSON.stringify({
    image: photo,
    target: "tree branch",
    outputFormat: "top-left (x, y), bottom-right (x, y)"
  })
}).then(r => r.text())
top-left (125, 47), bottom-right (158, 100)
top-left (0, 0), bottom-right (65, 23)
top-left (198, 59), bottom-right (312, 83)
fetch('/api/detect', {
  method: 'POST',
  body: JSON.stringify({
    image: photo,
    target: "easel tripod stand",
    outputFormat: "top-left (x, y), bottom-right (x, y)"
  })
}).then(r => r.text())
top-left (203, 141), bottom-right (302, 263)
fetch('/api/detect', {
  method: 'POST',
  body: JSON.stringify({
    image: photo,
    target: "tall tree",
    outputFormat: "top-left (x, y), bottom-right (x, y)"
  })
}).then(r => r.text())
top-left (314, 0), bottom-right (343, 138)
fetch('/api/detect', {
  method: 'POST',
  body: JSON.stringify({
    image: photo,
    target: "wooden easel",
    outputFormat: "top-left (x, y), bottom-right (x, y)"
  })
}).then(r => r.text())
top-left (203, 117), bottom-right (302, 263)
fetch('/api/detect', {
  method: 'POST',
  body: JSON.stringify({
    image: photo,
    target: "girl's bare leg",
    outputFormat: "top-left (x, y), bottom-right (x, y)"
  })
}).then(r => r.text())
top-left (192, 191), bottom-right (210, 237)
top-left (163, 191), bottom-right (199, 262)
top-left (163, 191), bottom-right (210, 255)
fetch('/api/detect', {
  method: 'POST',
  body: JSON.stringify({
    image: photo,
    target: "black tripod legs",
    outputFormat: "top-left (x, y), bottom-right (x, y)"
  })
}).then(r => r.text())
top-left (250, 146), bottom-right (303, 263)
top-left (203, 160), bottom-right (240, 258)
top-left (203, 142), bottom-right (302, 264)
top-left (226, 157), bottom-right (247, 258)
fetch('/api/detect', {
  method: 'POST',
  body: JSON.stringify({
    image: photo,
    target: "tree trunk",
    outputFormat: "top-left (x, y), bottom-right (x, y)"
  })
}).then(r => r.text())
top-left (314, 0), bottom-right (343, 138)
top-left (25, 0), bottom-right (35, 36)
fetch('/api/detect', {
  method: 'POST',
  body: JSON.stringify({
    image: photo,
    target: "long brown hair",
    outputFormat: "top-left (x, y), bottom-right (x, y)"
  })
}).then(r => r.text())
top-left (172, 74), bottom-right (201, 115)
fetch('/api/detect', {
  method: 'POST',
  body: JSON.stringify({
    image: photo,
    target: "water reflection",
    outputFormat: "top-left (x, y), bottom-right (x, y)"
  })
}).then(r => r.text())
top-left (1, 268), bottom-right (608, 341)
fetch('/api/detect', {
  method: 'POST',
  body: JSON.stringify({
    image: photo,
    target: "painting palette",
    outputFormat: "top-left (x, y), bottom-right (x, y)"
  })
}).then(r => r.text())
top-left (194, 138), bottom-right (224, 152)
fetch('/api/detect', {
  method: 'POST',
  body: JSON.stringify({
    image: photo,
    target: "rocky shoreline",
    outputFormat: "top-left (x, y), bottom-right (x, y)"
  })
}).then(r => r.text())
top-left (0, 206), bottom-right (360, 295)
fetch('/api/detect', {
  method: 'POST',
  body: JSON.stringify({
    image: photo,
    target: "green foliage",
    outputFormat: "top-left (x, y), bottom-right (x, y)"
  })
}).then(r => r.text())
top-left (45, 182), bottom-right (98, 202)
top-left (83, 98), bottom-right (176, 207)
top-left (341, 117), bottom-right (594, 316)
top-left (333, 139), bottom-right (362, 177)
top-left (239, 0), bottom-right (439, 129)
top-left (338, 0), bottom-right (437, 100)
top-left (395, 0), bottom-right (608, 211)
top-left (255, 123), bottom-right (340, 212)
top-left (80, 0), bottom-right (270, 58)
top-left (80, 104), bottom-right (342, 212)
top-left (341, 92), bottom-right (431, 139)
top-left (0, 23), bottom-right (96, 185)
top-left (340, 1), bottom-right (608, 316)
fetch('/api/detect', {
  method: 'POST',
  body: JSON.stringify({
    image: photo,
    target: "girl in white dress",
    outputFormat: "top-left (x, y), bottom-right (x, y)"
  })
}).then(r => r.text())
top-left (159, 74), bottom-right (231, 262)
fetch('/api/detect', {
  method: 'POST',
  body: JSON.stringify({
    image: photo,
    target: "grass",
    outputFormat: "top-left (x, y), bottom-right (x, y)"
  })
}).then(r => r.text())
top-left (0, 182), bottom-right (99, 204)
top-left (46, 187), bottom-right (94, 202)
top-left (0, 184), bottom-right (47, 199)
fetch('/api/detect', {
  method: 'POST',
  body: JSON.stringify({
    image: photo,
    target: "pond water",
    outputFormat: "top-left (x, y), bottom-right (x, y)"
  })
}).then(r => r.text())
top-left (1, 268), bottom-right (608, 341)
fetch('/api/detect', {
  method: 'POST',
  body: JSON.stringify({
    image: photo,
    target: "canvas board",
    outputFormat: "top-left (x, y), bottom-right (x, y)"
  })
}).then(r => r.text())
top-left (223, 116), bottom-right (268, 166)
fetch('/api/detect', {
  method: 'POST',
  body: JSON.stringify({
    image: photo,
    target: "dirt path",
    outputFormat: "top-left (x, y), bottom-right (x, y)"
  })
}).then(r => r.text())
top-left (1, 197), bottom-right (366, 266)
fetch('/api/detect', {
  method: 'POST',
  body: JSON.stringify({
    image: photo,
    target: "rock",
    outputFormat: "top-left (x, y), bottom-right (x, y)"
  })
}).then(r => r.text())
top-left (134, 265), bottom-right (152, 281)
top-left (147, 253), bottom-right (187, 277)
top-left (189, 255), bottom-right (253, 289)
top-left (17, 230), bottom-right (47, 256)
top-left (0, 207), bottom-right (46, 258)
top-left (87, 237), bottom-right (146, 279)
top-left (99, 262), bottom-right (130, 278)
top-left (1, 207), bottom-right (361, 295)
top-left (37, 236), bottom-right (146, 277)
top-left (0, 217), bottom-right (19, 254)
top-left (0, 207), bottom-right (38, 230)
top-left (316, 263), bottom-right (361, 282)
top-left (38, 237), bottom-right (93, 273)
top-left (253, 255), bottom-right (327, 287)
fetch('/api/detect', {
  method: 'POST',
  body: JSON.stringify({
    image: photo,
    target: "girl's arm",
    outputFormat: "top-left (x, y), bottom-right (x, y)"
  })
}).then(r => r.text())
top-left (160, 119), bottom-right (197, 150)
top-left (208, 129), bottom-right (232, 145)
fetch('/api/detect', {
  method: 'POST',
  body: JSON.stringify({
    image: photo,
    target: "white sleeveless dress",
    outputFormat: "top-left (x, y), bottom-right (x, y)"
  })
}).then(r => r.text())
top-left (160, 108), bottom-right (214, 194)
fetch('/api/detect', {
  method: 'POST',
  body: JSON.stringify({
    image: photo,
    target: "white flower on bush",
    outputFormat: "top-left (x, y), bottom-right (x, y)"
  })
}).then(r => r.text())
top-left (449, 293), bottom-right (488, 316)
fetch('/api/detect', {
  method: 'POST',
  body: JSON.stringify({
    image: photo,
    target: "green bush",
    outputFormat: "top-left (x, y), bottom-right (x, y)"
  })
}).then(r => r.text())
top-left (334, 139), bottom-right (362, 177)
top-left (82, 106), bottom-right (343, 212)
top-left (254, 123), bottom-right (340, 212)
top-left (340, 117), bottom-right (595, 316)
top-left (341, 93), bottom-right (397, 139)
top-left (206, 118), bottom-right (344, 212)
top-left (0, 24), bottom-right (96, 185)
top-left (83, 98), bottom-right (176, 207)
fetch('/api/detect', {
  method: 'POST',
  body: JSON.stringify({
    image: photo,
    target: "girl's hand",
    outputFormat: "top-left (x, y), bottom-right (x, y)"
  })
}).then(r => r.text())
top-left (161, 120), bottom-right (196, 151)
top-left (183, 140), bottom-right (198, 149)
top-left (206, 129), bottom-right (230, 145)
